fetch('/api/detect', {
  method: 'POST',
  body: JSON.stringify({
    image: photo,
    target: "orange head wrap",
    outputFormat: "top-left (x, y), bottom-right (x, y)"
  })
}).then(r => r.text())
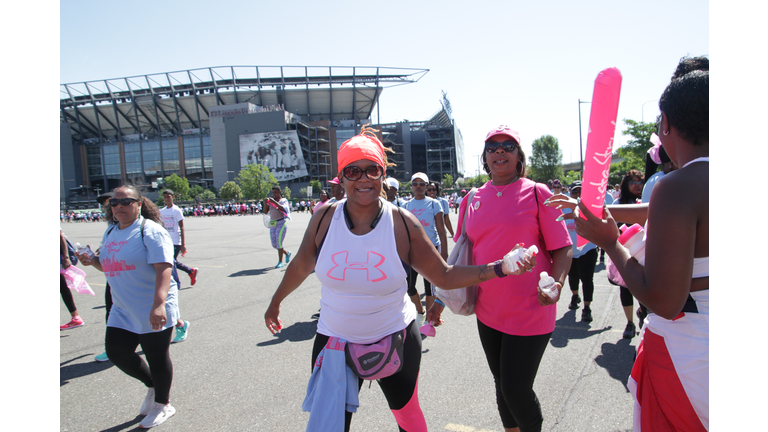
top-left (337, 125), bottom-right (388, 175)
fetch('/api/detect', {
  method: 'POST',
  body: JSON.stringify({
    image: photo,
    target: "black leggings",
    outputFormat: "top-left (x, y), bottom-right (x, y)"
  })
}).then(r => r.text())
top-left (60, 274), bottom-right (77, 313)
top-left (477, 319), bottom-right (552, 432)
top-left (406, 267), bottom-right (433, 298)
top-left (105, 283), bottom-right (112, 322)
top-left (311, 320), bottom-right (422, 432)
top-left (406, 245), bottom-right (437, 298)
top-left (105, 326), bottom-right (174, 404)
top-left (620, 286), bottom-right (634, 307)
top-left (567, 248), bottom-right (598, 303)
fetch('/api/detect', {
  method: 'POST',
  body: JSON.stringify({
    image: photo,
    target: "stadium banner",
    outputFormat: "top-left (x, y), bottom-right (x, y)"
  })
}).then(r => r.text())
top-left (239, 130), bottom-right (309, 182)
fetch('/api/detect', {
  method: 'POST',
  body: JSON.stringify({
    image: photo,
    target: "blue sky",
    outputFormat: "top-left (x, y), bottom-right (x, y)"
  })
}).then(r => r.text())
top-left (59, 0), bottom-right (708, 176)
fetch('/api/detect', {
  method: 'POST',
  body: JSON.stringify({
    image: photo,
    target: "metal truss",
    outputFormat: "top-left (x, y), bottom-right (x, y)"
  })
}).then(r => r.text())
top-left (61, 66), bottom-right (428, 143)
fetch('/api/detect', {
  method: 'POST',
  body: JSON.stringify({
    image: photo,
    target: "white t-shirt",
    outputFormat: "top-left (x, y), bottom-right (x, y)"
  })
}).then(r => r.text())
top-left (159, 205), bottom-right (184, 245)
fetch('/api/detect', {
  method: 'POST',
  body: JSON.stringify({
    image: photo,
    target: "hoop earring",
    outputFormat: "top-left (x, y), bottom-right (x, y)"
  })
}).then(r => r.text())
top-left (517, 160), bottom-right (524, 175)
top-left (663, 129), bottom-right (670, 136)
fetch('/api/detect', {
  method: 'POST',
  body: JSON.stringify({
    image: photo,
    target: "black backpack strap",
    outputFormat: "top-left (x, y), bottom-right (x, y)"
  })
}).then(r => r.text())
top-left (396, 206), bottom-right (410, 243)
top-left (315, 203), bottom-right (336, 262)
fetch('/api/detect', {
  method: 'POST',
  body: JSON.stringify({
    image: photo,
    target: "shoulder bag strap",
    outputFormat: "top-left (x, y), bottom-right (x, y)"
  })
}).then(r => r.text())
top-left (460, 188), bottom-right (477, 238)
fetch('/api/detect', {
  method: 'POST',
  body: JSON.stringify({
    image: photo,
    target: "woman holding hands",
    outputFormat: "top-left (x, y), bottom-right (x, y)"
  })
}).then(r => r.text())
top-left (264, 126), bottom-right (533, 432)
top-left (429, 125), bottom-right (572, 432)
top-left (548, 64), bottom-right (709, 430)
top-left (574, 68), bottom-right (709, 431)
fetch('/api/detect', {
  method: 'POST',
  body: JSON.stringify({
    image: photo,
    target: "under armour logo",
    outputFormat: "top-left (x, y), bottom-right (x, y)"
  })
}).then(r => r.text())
top-left (327, 251), bottom-right (387, 282)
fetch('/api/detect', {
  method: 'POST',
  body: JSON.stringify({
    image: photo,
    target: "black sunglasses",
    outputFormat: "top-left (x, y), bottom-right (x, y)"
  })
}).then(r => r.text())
top-left (342, 164), bottom-right (384, 181)
top-left (485, 140), bottom-right (519, 154)
top-left (109, 197), bottom-right (140, 207)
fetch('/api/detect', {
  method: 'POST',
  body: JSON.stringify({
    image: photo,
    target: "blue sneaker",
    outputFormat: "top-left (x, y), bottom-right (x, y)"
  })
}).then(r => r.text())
top-left (172, 321), bottom-right (189, 343)
top-left (275, 262), bottom-right (285, 268)
top-left (285, 251), bottom-right (292, 263)
top-left (94, 351), bottom-right (109, 362)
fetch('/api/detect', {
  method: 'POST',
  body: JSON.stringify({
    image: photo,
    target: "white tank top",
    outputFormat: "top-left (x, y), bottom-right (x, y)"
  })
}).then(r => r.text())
top-left (315, 199), bottom-right (416, 344)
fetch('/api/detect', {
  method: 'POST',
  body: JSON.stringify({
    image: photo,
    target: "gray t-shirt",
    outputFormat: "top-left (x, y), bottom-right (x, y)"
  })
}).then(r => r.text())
top-left (404, 197), bottom-right (443, 247)
top-left (101, 217), bottom-right (179, 334)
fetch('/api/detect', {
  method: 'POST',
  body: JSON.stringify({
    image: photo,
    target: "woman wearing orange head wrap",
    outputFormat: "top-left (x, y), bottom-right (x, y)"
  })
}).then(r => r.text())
top-left (264, 126), bottom-right (536, 431)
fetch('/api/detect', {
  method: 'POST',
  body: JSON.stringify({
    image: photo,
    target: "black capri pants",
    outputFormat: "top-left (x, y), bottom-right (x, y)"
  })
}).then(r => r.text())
top-left (567, 248), bottom-right (598, 302)
top-left (311, 319), bottom-right (422, 432)
top-left (406, 245), bottom-right (439, 298)
top-left (477, 319), bottom-right (552, 432)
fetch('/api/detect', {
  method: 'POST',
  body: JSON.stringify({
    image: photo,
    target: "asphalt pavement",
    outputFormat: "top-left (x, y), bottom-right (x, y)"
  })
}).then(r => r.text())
top-left (59, 211), bottom-right (637, 431)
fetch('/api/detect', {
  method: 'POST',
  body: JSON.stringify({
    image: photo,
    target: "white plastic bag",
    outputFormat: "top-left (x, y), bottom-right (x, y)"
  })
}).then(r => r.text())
top-left (60, 265), bottom-right (95, 296)
top-left (433, 188), bottom-right (478, 316)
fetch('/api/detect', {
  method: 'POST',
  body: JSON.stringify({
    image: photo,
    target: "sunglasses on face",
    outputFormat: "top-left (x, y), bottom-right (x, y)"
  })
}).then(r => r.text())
top-left (109, 198), bottom-right (140, 207)
top-left (629, 180), bottom-right (643, 186)
top-left (484, 140), bottom-right (519, 154)
top-left (341, 164), bottom-right (384, 181)
top-left (411, 181), bottom-right (427, 187)
top-left (426, 188), bottom-right (436, 192)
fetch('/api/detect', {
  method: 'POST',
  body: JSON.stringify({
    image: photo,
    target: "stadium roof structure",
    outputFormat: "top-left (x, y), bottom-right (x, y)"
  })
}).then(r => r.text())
top-left (61, 66), bottom-right (429, 143)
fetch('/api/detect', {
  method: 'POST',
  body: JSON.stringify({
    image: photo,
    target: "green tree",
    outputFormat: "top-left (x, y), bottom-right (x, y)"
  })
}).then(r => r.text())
top-left (442, 174), bottom-right (454, 190)
top-left (299, 187), bottom-right (308, 198)
top-left (235, 164), bottom-right (277, 200)
top-left (609, 119), bottom-right (656, 186)
top-left (282, 186), bottom-right (292, 200)
top-left (460, 173), bottom-right (489, 188)
top-left (200, 189), bottom-right (216, 200)
top-left (189, 185), bottom-right (204, 201)
top-left (164, 174), bottom-right (190, 200)
top-left (220, 181), bottom-right (242, 200)
top-left (528, 135), bottom-right (563, 183)
top-left (309, 180), bottom-right (322, 197)
top-left (563, 170), bottom-right (582, 186)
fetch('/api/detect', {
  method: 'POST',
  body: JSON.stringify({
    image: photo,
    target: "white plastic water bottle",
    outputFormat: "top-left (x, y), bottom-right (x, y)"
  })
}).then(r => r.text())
top-left (74, 242), bottom-right (95, 260)
top-left (502, 245), bottom-right (539, 273)
top-left (538, 271), bottom-right (558, 299)
top-left (618, 224), bottom-right (646, 265)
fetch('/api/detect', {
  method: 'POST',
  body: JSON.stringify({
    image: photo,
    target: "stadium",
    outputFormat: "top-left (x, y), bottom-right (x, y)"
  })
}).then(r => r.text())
top-left (60, 65), bottom-right (465, 208)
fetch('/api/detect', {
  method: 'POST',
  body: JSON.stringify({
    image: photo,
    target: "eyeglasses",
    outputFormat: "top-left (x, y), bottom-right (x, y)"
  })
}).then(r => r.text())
top-left (411, 181), bottom-right (427, 187)
top-left (109, 198), bottom-right (140, 207)
top-left (426, 188), bottom-right (436, 192)
top-left (629, 180), bottom-right (643, 186)
top-left (341, 164), bottom-right (384, 181)
top-left (485, 140), bottom-right (519, 154)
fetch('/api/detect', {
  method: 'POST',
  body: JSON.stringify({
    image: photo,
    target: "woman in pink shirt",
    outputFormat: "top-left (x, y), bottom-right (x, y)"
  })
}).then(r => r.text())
top-left (431, 125), bottom-right (572, 432)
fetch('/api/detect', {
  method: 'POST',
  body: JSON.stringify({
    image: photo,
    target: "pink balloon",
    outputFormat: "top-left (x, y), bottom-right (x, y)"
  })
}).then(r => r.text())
top-left (578, 68), bottom-right (622, 247)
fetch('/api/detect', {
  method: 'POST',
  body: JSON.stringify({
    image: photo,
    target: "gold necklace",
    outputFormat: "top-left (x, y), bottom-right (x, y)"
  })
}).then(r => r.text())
top-left (490, 176), bottom-right (519, 197)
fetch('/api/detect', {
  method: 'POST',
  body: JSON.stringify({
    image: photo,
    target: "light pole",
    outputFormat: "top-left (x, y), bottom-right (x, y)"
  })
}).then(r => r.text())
top-left (578, 99), bottom-right (591, 174)
top-left (641, 99), bottom-right (657, 123)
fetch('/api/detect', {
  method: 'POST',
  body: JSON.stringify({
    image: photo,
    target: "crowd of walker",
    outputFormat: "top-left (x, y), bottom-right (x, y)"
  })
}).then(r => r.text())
top-left (60, 56), bottom-right (708, 431)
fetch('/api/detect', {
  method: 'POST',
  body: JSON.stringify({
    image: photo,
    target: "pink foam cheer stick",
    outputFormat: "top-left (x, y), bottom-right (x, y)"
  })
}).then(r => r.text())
top-left (578, 67), bottom-right (622, 247)
top-left (419, 321), bottom-right (436, 337)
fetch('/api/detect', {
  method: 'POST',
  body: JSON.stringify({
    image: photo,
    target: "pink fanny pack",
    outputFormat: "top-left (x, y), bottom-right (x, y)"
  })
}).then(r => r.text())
top-left (345, 329), bottom-right (406, 380)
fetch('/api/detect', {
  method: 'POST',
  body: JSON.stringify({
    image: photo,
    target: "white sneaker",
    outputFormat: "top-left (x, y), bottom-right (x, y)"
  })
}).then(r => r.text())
top-left (139, 402), bottom-right (176, 428)
top-left (140, 388), bottom-right (155, 415)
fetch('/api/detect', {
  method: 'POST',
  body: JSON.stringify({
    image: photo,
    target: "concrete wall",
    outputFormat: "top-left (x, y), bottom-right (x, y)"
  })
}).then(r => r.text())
top-left (60, 123), bottom-right (79, 201)
top-left (215, 110), bottom-right (288, 188)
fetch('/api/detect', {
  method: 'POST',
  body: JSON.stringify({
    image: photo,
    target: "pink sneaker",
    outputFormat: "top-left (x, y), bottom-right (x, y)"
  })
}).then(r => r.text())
top-left (60, 316), bottom-right (84, 330)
